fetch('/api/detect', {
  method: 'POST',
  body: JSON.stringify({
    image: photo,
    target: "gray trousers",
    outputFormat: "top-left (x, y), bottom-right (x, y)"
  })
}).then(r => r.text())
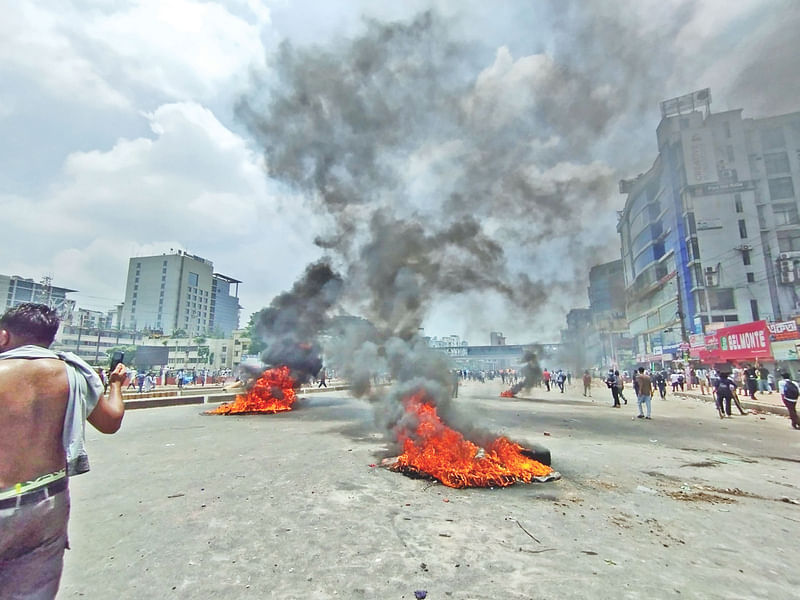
top-left (0, 487), bottom-right (70, 600)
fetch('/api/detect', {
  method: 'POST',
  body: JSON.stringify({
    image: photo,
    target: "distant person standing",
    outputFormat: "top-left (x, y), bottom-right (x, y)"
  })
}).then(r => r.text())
top-left (582, 370), bottom-right (592, 397)
top-left (778, 372), bottom-right (800, 430)
top-left (542, 368), bottom-right (551, 392)
top-left (757, 365), bottom-right (770, 394)
top-left (318, 367), bottom-right (327, 388)
top-left (745, 365), bottom-right (758, 399)
top-left (635, 367), bottom-right (653, 419)
top-left (126, 368), bottom-right (138, 390)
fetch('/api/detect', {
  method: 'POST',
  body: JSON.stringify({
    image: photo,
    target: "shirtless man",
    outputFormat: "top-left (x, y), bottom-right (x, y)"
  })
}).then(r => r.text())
top-left (0, 303), bottom-right (126, 598)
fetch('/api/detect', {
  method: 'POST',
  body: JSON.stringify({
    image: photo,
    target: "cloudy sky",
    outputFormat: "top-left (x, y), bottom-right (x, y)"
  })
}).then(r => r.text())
top-left (1, 0), bottom-right (798, 343)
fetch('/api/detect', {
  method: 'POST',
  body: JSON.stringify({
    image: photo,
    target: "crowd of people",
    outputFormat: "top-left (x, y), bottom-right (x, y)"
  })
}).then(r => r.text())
top-left (602, 364), bottom-right (799, 428)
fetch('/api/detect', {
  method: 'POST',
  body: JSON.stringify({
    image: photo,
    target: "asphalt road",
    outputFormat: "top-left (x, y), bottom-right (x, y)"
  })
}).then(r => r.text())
top-left (59, 380), bottom-right (800, 599)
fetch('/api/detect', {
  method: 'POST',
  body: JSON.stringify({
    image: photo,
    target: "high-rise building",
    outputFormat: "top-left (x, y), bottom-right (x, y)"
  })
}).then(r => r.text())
top-left (618, 89), bottom-right (800, 362)
top-left (120, 251), bottom-right (241, 337)
top-left (587, 260), bottom-right (630, 368)
top-left (0, 274), bottom-right (76, 319)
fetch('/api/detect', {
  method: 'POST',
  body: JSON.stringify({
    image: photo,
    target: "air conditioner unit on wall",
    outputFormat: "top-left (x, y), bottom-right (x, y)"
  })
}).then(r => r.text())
top-left (778, 260), bottom-right (797, 284)
top-left (778, 251), bottom-right (800, 260)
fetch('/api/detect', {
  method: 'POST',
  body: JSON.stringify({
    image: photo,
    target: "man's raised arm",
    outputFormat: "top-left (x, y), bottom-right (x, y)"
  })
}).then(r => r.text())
top-left (88, 363), bottom-right (126, 434)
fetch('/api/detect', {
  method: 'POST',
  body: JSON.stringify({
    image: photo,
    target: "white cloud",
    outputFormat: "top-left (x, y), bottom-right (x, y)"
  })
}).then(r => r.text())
top-left (0, 3), bottom-right (130, 109)
top-left (0, 1), bottom-right (267, 111)
top-left (0, 101), bottom-right (320, 315)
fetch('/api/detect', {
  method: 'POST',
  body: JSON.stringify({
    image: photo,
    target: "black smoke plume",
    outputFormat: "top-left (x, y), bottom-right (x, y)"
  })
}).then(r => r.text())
top-left (510, 349), bottom-right (544, 395)
top-left (249, 260), bottom-right (343, 384)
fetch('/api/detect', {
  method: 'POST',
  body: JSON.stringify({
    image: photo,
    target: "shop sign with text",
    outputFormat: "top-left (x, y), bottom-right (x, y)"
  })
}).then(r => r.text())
top-left (768, 320), bottom-right (800, 342)
top-left (717, 320), bottom-right (771, 360)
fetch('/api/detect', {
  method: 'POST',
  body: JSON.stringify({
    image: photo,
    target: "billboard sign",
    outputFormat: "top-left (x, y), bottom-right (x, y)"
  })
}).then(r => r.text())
top-left (771, 340), bottom-right (800, 361)
top-left (716, 321), bottom-right (771, 361)
top-left (768, 320), bottom-right (800, 342)
top-left (681, 128), bottom-right (717, 186)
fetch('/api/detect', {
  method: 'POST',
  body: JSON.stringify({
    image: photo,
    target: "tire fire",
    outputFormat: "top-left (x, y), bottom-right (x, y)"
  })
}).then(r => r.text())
top-left (391, 391), bottom-right (558, 488)
top-left (207, 366), bottom-right (297, 415)
top-left (500, 390), bottom-right (515, 398)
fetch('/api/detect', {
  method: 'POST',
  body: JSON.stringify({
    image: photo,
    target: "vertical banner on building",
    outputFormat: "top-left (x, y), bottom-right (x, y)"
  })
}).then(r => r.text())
top-left (717, 320), bottom-right (771, 361)
top-left (681, 128), bottom-right (717, 186)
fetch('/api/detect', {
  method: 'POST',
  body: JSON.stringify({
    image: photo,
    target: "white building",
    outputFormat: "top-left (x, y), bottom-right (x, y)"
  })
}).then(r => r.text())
top-left (618, 90), bottom-right (800, 362)
top-left (120, 250), bottom-right (241, 337)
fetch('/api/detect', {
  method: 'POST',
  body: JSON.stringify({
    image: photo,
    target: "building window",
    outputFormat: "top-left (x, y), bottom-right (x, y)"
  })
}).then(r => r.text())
top-left (764, 152), bottom-right (790, 175)
top-left (726, 146), bottom-right (735, 163)
top-left (777, 230), bottom-right (800, 252)
top-left (738, 220), bottom-right (748, 239)
top-left (742, 250), bottom-right (751, 265)
top-left (768, 177), bottom-right (795, 200)
top-left (691, 239), bottom-right (700, 260)
top-left (707, 289), bottom-right (736, 311)
top-left (723, 121), bottom-right (731, 138)
top-left (750, 299), bottom-right (759, 321)
top-left (757, 204), bottom-right (768, 229)
top-left (761, 127), bottom-right (785, 150)
top-left (189, 272), bottom-right (199, 287)
top-left (773, 202), bottom-right (800, 226)
top-left (746, 272), bottom-right (755, 283)
top-left (734, 193), bottom-right (743, 213)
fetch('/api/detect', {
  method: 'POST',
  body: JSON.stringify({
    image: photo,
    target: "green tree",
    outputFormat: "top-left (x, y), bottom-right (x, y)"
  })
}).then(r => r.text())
top-left (197, 346), bottom-right (210, 364)
top-left (245, 309), bottom-right (267, 355)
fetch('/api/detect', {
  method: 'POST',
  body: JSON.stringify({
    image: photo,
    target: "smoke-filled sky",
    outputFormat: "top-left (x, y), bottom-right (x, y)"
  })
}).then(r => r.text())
top-left (2, 0), bottom-right (798, 343)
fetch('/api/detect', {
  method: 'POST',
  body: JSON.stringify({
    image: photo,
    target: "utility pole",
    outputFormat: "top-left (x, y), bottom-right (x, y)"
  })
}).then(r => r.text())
top-left (94, 326), bottom-right (102, 365)
top-left (675, 272), bottom-right (689, 364)
top-left (75, 313), bottom-right (85, 354)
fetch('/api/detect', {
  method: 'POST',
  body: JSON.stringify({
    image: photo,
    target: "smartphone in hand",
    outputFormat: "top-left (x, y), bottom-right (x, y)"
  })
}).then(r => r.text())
top-left (110, 350), bottom-right (125, 371)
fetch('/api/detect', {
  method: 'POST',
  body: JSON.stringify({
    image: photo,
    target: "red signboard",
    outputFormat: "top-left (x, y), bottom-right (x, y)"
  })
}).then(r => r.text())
top-left (697, 332), bottom-right (720, 362)
top-left (716, 320), bottom-right (772, 361)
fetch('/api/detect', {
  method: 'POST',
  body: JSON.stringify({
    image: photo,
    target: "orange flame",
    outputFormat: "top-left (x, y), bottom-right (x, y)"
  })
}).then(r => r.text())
top-left (392, 391), bottom-right (554, 488)
top-left (500, 389), bottom-right (515, 398)
top-left (207, 366), bottom-right (297, 415)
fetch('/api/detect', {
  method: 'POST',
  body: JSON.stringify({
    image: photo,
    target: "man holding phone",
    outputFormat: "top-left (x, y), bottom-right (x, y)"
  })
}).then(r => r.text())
top-left (0, 303), bottom-right (126, 598)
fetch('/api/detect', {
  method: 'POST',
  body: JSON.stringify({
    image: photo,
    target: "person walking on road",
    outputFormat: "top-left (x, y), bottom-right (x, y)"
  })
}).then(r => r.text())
top-left (655, 370), bottom-right (667, 399)
top-left (542, 368), bottom-right (551, 392)
top-left (582, 370), bottom-right (592, 397)
top-left (714, 372), bottom-right (737, 418)
top-left (616, 370), bottom-right (628, 405)
top-left (778, 372), bottom-right (800, 430)
top-left (318, 367), bottom-right (327, 388)
top-left (635, 367), bottom-right (653, 419)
